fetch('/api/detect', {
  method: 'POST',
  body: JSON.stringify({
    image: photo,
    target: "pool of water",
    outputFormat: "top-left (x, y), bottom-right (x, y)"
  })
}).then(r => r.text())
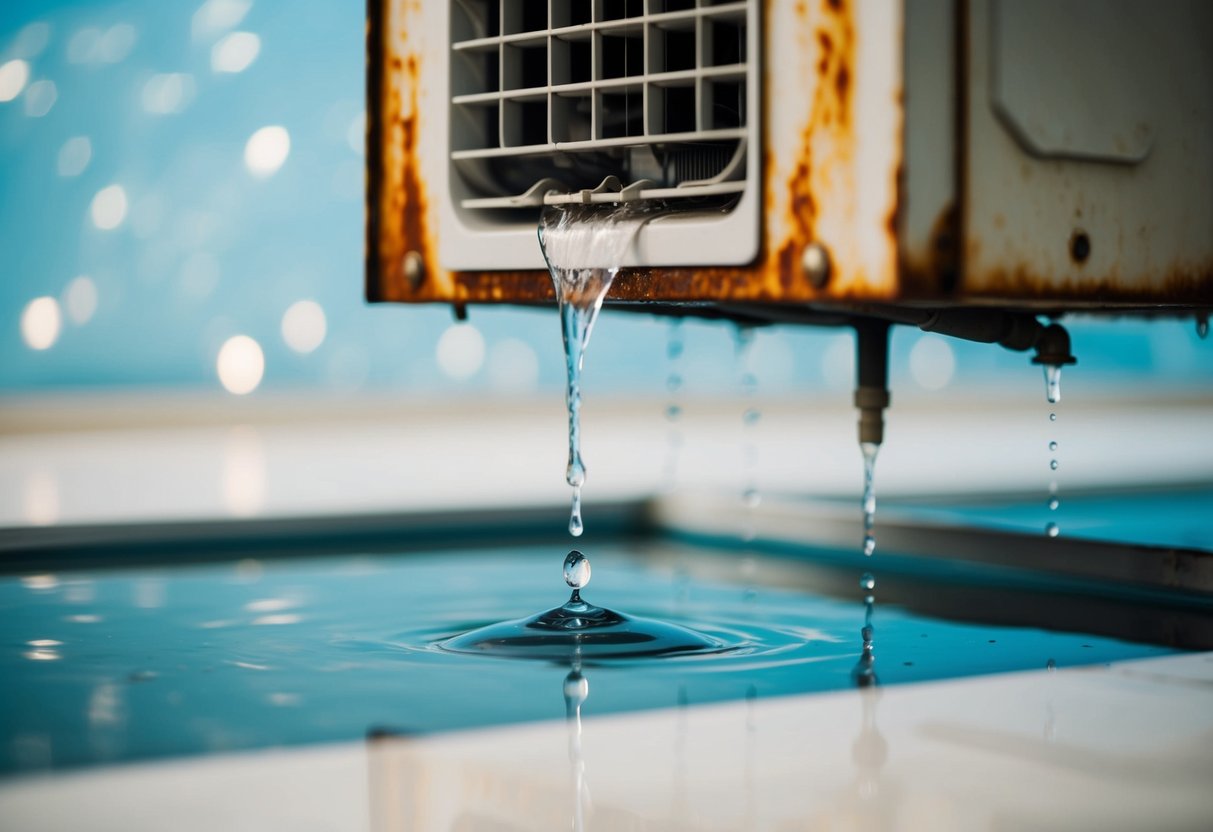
top-left (883, 487), bottom-right (1213, 551)
top-left (0, 540), bottom-right (1184, 776)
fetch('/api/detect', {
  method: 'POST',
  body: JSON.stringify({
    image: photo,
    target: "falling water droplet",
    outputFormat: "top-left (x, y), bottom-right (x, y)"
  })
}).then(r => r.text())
top-left (1050, 459), bottom-right (1059, 471)
top-left (1045, 522), bottom-right (1060, 538)
top-left (1043, 364), bottom-right (1062, 404)
top-left (1049, 412), bottom-right (1057, 422)
top-left (1048, 497), bottom-right (1060, 511)
top-left (568, 487), bottom-right (584, 538)
top-left (741, 487), bottom-right (761, 509)
top-left (859, 572), bottom-right (875, 591)
top-left (564, 550), bottom-right (591, 589)
top-left (1046, 658), bottom-right (1057, 671)
top-left (1048, 440), bottom-right (1058, 452)
top-left (860, 441), bottom-right (879, 557)
top-left (1198, 316), bottom-right (1209, 340)
top-left (666, 373), bottom-right (682, 393)
top-left (742, 407), bottom-right (760, 426)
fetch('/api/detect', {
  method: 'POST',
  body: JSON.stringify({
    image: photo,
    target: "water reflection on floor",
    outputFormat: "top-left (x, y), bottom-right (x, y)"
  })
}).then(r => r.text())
top-left (0, 542), bottom-right (1180, 774)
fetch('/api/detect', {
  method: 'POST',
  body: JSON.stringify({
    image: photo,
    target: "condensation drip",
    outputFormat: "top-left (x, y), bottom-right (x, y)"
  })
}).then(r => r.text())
top-left (1043, 364), bottom-right (1062, 405)
top-left (540, 203), bottom-right (650, 539)
top-left (735, 326), bottom-right (760, 543)
top-left (662, 319), bottom-right (685, 492)
top-left (860, 441), bottom-right (880, 557)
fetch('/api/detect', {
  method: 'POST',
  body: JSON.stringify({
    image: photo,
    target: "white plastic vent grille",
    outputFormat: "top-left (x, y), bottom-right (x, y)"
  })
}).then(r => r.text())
top-left (449, 0), bottom-right (755, 209)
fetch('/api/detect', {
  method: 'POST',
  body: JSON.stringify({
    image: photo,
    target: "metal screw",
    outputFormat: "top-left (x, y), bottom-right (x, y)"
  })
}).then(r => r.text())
top-left (802, 243), bottom-right (831, 289)
top-left (403, 250), bottom-right (425, 289)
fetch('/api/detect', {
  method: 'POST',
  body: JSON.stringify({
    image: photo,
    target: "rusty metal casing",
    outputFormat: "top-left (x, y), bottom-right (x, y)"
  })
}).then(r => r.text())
top-left (366, 0), bottom-right (1213, 318)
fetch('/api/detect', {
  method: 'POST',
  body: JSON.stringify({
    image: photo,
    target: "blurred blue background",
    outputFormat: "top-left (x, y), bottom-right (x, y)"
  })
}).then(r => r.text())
top-left (1, 0), bottom-right (1210, 400)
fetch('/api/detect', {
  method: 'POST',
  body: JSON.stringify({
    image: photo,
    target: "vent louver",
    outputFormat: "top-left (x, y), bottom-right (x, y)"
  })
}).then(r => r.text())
top-left (449, 0), bottom-right (755, 209)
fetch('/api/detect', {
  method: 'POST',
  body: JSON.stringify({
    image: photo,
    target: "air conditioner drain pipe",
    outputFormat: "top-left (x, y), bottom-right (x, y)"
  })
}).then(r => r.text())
top-left (849, 307), bottom-right (1076, 448)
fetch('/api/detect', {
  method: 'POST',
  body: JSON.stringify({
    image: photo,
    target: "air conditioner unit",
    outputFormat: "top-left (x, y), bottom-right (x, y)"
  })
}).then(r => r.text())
top-left (365, 0), bottom-right (1213, 316)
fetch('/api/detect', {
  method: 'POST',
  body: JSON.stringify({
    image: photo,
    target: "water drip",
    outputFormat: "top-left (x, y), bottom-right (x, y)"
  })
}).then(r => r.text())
top-left (1043, 363), bottom-right (1062, 404)
top-left (852, 592), bottom-right (878, 688)
top-left (540, 203), bottom-right (651, 540)
top-left (860, 441), bottom-right (879, 557)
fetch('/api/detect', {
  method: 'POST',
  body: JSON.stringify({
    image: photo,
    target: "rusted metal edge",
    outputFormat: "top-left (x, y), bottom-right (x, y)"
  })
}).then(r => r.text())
top-left (364, 0), bottom-right (384, 304)
top-left (364, 0), bottom-right (1212, 315)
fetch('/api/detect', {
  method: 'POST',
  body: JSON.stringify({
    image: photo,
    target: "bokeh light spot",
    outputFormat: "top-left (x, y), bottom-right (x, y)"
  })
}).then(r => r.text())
top-left (216, 335), bottom-right (265, 395)
top-left (487, 337), bottom-right (540, 392)
top-left (211, 31), bottom-right (260, 73)
top-left (64, 276), bottom-right (99, 325)
top-left (346, 112), bottom-right (365, 154)
top-left (436, 324), bottom-right (486, 381)
top-left (57, 136), bottom-right (92, 177)
top-left (21, 297), bottom-right (62, 350)
top-left (141, 73), bottom-right (195, 115)
top-left (12, 23), bottom-right (51, 60)
top-left (192, 0), bottom-right (252, 41)
top-left (908, 334), bottom-right (957, 391)
top-left (90, 184), bottom-right (128, 230)
top-left (0, 60), bottom-right (30, 102)
top-left (23, 79), bottom-right (56, 117)
top-left (281, 300), bottom-right (327, 354)
top-left (244, 125), bottom-right (290, 177)
top-left (97, 24), bottom-right (137, 63)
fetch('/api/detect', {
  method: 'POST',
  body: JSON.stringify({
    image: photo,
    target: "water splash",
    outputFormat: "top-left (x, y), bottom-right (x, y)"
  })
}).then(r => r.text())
top-left (1043, 364), bottom-right (1062, 404)
top-left (860, 441), bottom-right (879, 557)
top-left (540, 203), bottom-right (650, 539)
top-left (441, 549), bottom-right (723, 660)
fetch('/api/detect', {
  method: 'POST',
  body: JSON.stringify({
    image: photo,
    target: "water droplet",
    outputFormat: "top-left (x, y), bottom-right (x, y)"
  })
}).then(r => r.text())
top-left (742, 487), bottom-right (760, 509)
top-left (860, 442), bottom-right (879, 557)
top-left (1048, 497), bottom-right (1059, 511)
top-left (568, 487), bottom-right (583, 538)
top-left (1045, 522), bottom-right (1060, 538)
top-left (742, 407), bottom-right (760, 426)
top-left (1049, 412), bottom-right (1057, 422)
top-left (1043, 364), bottom-right (1062, 404)
top-left (666, 373), bottom-right (682, 393)
top-left (740, 372), bottom-right (757, 393)
top-left (564, 550), bottom-right (591, 589)
top-left (665, 403), bottom-right (682, 421)
top-left (1048, 440), bottom-right (1058, 452)
top-left (1046, 658), bottom-right (1057, 671)
top-left (859, 572), bottom-right (875, 591)
top-left (1050, 459), bottom-right (1059, 471)
top-left (1198, 317), bottom-right (1209, 340)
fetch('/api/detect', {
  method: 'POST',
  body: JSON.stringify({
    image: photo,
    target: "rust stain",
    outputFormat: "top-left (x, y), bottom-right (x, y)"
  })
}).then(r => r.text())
top-left (962, 257), bottom-right (1213, 307)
